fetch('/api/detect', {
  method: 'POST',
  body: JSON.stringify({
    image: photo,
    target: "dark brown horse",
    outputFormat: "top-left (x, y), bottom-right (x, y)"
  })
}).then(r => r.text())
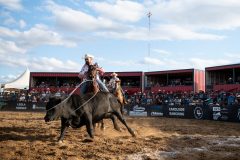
top-left (86, 64), bottom-right (99, 94)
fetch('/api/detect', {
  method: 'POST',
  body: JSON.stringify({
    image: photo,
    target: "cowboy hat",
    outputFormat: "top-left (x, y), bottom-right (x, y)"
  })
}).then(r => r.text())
top-left (83, 54), bottom-right (94, 59)
top-left (111, 72), bottom-right (118, 76)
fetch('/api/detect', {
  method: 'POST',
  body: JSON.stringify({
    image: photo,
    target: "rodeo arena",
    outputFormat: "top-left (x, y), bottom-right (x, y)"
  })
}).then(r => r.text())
top-left (0, 62), bottom-right (240, 160)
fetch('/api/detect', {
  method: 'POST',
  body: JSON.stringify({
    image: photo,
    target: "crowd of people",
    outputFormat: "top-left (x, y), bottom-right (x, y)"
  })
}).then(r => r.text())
top-left (126, 90), bottom-right (240, 107)
top-left (1, 88), bottom-right (240, 108)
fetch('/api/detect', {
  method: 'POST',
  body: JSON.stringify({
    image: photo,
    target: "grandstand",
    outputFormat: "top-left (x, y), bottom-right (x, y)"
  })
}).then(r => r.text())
top-left (29, 64), bottom-right (240, 94)
top-left (145, 69), bottom-right (205, 93)
top-left (103, 72), bottom-right (143, 94)
top-left (205, 63), bottom-right (240, 92)
top-left (29, 71), bottom-right (143, 94)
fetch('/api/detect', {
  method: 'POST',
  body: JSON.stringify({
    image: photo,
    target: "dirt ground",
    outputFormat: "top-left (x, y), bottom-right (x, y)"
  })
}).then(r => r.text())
top-left (0, 112), bottom-right (240, 160)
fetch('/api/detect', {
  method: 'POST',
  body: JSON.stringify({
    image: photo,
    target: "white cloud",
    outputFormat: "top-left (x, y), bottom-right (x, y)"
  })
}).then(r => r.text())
top-left (151, 24), bottom-right (224, 40)
top-left (30, 57), bottom-right (80, 71)
top-left (86, 0), bottom-right (145, 22)
top-left (45, 0), bottom-right (125, 32)
top-left (96, 24), bottom-right (224, 40)
top-left (19, 19), bottom-right (26, 28)
top-left (0, 54), bottom-right (81, 72)
top-left (189, 58), bottom-right (231, 69)
top-left (152, 49), bottom-right (171, 55)
top-left (142, 57), bottom-right (165, 66)
top-left (0, 74), bottom-right (18, 83)
top-left (0, 56), bottom-right (80, 82)
top-left (150, 0), bottom-right (240, 30)
top-left (0, 0), bottom-right (23, 11)
top-left (0, 24), bottom-right (77, 53)
top-left (0, 38), bottom-right (26, 54)
top-left (43, 1), bottom-right (227, 41)
top-left (0, 54), bottom-right (28, 67)
top-left (3, 16), bottom-right (17, 26)
top-left (107, 60), bottom-right (138, 67)
top-left (225, 53), bottom-right (240, 59)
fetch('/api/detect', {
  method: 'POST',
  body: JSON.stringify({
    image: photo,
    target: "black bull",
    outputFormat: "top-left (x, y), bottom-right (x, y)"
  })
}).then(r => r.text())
top-left (44, 92), bottom-right (136, 141)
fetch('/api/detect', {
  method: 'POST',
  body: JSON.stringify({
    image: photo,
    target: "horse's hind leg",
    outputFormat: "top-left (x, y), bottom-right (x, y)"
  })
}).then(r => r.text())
top-left (114, 111), bottom-right (136, 137)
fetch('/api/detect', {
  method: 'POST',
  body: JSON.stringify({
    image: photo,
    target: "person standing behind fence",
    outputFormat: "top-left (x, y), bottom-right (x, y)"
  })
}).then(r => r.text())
top-left (78, 54), bottom-right (109, 94)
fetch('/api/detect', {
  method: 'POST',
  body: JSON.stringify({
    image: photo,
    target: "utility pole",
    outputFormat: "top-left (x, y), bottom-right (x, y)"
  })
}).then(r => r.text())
top-left (147, 11), bottom-right (152, 71)
top-left (147, 11), bottom-right (152, 57)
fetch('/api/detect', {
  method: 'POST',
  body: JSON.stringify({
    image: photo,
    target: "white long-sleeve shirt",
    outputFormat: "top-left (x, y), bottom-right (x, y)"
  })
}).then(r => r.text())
top-left (108, 77), bottom-right (120, 89)
top-left (79, 64), bottom-right (89, 80)
top-left (78, 63), bottom-right (104, 80)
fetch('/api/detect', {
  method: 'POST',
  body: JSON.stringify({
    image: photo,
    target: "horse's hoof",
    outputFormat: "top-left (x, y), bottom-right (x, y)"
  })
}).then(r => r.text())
top-left (115, 128), bottom-right (121, 132)
top-left (131, 131), bottom-right (137, 137)
top-left (83, 138), bottom-right (94, 143)
top-left (58, 140), bottom-right (64, 144)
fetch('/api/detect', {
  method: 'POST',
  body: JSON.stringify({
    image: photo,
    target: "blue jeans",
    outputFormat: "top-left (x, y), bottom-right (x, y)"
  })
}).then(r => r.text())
top-left (80, 81), bottom-right (87, 94)
top-left (96, 77), bottom-right (109, 92)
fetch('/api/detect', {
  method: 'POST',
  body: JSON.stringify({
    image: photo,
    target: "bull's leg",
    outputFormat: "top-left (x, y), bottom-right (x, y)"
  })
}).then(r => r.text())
top-left (85, 115), bottom-right (94, 139)
top-left (114, 112), bottom-right (136, 137)
top-left (110, 115), bottom-right (121, 132)
top-left (100, 120), bottom-right (105, 130)
top-left (58, 118), bottom-right (68, 142)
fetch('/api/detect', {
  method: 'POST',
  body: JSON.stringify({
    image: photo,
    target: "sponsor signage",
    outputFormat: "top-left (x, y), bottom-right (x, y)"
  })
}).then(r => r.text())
top-left (16, 102), bottom-right (27, 110)
top-left (32, 103), bottom-right (45, 110)
top-left (151, 112), bottom-right (163, 116)
top-left (149, 105), bottom-right (163, 117)
top-left (168, 107), bottom-right (185, 116)
top-left (213, 106), bottom-right (221, 112)
top-left (212, 106), bottom-right (221, 120)
top-left (129, 105), bottom-right (147, 117)
top-left (194, 107), bottom-right (203, 119)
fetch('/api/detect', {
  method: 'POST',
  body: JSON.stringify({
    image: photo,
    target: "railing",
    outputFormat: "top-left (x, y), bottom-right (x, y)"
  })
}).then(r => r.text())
top-left (213, 84), bottom-right (240, 91)
top-left (150, 86), bottom-right (193, 92)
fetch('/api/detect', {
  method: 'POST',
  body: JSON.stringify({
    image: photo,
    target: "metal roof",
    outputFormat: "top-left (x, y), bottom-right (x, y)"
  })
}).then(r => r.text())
top-left (205, 63), bottom-right (240, 71)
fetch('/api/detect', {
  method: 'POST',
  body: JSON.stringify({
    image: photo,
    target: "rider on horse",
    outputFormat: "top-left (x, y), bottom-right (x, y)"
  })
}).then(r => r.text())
top-left (78, 54), bottom-right (109, 94)
top-left (108, 72), bottom-right (127, 104)
top-left (108, 72), bottom-right (120, 93)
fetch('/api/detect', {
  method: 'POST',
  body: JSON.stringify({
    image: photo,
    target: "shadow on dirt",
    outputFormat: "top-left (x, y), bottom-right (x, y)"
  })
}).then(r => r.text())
top-left (0, 126), bottom-right (55, 142)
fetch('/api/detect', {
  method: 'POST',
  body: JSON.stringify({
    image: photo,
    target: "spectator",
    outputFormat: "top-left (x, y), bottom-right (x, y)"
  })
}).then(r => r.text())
top-left (228, 93), bottom-right (235, 105)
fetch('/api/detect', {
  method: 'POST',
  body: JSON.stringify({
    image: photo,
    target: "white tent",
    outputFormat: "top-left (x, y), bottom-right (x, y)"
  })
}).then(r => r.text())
top-left (4, 68), bottom-right (30, 90)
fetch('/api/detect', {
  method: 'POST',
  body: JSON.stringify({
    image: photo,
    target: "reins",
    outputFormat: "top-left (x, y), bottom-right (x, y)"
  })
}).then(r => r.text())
top-left (46, 80), bottom-right (95, 112)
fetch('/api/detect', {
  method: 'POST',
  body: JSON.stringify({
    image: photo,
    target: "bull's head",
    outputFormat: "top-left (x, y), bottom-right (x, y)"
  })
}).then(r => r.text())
top-left (44, 97), bottom-right (62, 122)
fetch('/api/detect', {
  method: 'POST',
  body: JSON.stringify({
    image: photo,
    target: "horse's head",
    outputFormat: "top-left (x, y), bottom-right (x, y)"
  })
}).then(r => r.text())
top-left (86, 64), bottom-right (99, 93)
top-left (87, 64), bottom-right (97, 80)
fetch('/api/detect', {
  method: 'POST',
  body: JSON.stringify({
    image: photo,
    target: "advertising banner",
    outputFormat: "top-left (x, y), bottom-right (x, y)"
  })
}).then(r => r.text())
top-left (129, 105), bottom-right (147, 117)
top-left (148, 105), bottom-right (164, 117)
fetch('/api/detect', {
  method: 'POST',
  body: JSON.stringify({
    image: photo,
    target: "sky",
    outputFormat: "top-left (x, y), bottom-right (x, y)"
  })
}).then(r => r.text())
top-left (0, 0), bottom-right (240, 83)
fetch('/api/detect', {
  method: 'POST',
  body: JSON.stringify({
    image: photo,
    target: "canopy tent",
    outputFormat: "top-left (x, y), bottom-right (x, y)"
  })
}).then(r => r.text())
top-left (4, 68), bottom-right (30, 90)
